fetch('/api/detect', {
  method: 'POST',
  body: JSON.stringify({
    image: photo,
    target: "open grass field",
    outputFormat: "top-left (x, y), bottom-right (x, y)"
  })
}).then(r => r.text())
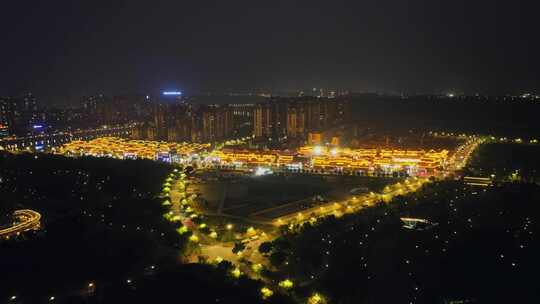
top-left (189, 172), bottom-right (399, 219)
top-left (465, 143), bottom-right (540, 181)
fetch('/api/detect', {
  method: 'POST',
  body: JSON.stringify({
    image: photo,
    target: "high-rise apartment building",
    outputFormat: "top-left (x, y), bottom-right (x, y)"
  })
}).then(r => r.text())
top-left (201, 105), bottom-right (233, 142)
top-left (0, 93), bottom-right (41, 135)
top-left (133, 102), bottom-right (234, 143)
top-left (252, 97), bottom-right (351, 140)
top-left (253, 103), bottom-right (272, 138)
top-left (286, 107), bottom-right (297, 138)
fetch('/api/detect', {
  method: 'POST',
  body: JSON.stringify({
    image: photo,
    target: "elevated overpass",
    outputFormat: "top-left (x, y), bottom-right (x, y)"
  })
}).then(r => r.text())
top-left (0, 209), bottom-right (42, 239)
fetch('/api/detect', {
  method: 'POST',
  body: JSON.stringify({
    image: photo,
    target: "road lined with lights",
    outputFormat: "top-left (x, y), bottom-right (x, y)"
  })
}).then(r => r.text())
top-left (170, 137), bottom-right (482, 264)
top-left (270, 177), bottom-right (430, 226)
top-left (0, 133), bottom-right (490, 303)
top-left (0, 209), bottom-right (41, 239)
top-left (5, 134), bottom-right (475, 303)
top-left (0, 124), bottom-right (135, 151)
top-left (163, 170), bottom-right (434, 303)
top-left (443, 137), bottom-right (484, 173)
top-left (7, 134), bottom-right (483, 302)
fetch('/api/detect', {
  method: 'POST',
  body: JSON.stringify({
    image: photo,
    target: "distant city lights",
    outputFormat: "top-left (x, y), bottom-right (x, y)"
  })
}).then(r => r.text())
top-left (162, 91), bottom-right (182, 96)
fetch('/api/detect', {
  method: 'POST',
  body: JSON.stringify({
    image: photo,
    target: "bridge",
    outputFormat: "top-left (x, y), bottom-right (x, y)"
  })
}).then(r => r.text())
top-left (0, 209), bottom-right (42, 239)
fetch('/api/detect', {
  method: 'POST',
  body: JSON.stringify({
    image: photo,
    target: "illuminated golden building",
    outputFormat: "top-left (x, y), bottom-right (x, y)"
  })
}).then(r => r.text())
top-left (286, 108), bottom-right (297, 138)
top-left (58, 137), bottom-right (210, 160)
top-left (308, 132), bottom-right (322, 145)
top-left (213, 145), bottom-right (448, 175)
top-left (253, 104), bottom-right (272, 138)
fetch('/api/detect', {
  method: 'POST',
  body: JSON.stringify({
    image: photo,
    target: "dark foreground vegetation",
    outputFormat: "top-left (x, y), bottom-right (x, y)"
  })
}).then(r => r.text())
top-left (262, 181), bottom-right (540, 303)
top-left (465, 143), bottom-right (540, 182)
top-left (0, 153), bottom-right (284, 304)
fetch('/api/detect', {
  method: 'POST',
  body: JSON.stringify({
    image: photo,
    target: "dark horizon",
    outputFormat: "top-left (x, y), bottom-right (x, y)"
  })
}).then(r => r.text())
top-left (2, 0), bottom-right (539, 104)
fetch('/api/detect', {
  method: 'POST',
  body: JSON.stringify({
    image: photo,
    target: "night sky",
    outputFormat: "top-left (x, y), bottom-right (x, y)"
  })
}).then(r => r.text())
top-left (2, 0), bottom-right (539, 103)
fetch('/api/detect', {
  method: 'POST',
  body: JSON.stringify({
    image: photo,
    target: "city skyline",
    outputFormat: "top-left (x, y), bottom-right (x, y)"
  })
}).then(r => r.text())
top-left (2, 2), bottom-right (540, 303)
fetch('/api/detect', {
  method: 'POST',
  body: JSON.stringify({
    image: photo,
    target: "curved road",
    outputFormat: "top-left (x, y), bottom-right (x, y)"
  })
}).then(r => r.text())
top-left (0, 209), bottom-right (41, 239)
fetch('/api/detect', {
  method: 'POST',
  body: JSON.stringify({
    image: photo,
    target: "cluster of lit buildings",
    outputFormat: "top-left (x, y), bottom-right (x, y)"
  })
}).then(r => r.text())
top-left (136, 96), bottom-right (352, 144)
top-left (0, 125), bottom-right (134, 152)
top-left (0, 93), bottom-right (42, 137)
top-left (129, 96), bottom-right (351, 144)
top-left (132, 102), bottom-right (235, 143)
top-left (211, 145), bottom-right (449, 176)
top-left (301, 146), bottom-right (448, 175)
top-left (79, 92), bottom-right (237, 143)
top-left (58, 137), bottom-right (210, 162)
top-left (1, 93), bottom-right (149, 138)
top-left (1, 92), bottom-right (352, 147)
top-left (253, 97), bottom-right (351, 140)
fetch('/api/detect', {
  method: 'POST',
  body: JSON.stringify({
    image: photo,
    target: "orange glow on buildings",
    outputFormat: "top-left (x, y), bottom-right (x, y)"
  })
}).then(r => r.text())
top-left (212, 145), bottom-right (449, 175)
top-left (59, 137), bottom-right (210, 160)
